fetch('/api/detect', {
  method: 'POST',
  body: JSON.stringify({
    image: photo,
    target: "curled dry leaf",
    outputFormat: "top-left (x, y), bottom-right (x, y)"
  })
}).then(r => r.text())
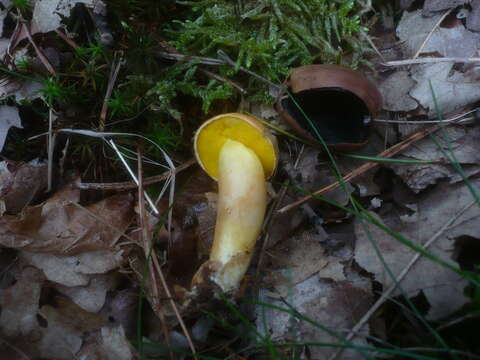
top-left (379, 71), bottom-right (418, 112)
top-left (99, 326), bottom-right (134, 360)
top-left (390, 126), bottom-right (480, 192)
top-left (31, 0), bottom-right (95, 34)
top-left (0, 184), bottom-right (135, 254)
top-left (55, 274), bottom-right (116, 313)
top-left (410, 62), bottom-right (480, 116)
top-left (0, 106), bottom-right (23, 152)
top-left (0, 159), bottom-right (48, 215)
top-left (258, 275), bottom-right (373, 360)
top-left (0, 266), bottom-right (43, 338)
top-left (264, 229), bottom-right (329, 297)
top-left (21, 250), bottom-right (123, 286)
top-left (397, 10), bottom-right (480, 58)
top-left (100, 289), bottom-right (138, 338)
top-left (38, 297), bottom-right (104, 360)
top-left (354, 179), bottom-right (480, 320)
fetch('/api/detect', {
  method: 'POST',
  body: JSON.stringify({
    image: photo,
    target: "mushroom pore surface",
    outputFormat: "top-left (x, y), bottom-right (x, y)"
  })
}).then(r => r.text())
top-left (195, 115), bottom-right (276, 180)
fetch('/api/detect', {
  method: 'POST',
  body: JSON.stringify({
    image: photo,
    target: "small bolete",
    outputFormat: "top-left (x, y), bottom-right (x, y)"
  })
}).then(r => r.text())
top-left (192, 113), bottom-right (278, 292)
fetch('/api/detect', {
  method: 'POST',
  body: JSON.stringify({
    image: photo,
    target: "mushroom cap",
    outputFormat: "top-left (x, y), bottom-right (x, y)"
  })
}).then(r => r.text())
top-left (194, 113), bottom-right (278, 180)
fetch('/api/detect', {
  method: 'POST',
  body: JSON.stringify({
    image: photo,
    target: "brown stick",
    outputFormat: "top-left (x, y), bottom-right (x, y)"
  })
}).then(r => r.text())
top-left (23, 22), bottom-right (56, 77)
top-left (77, 158), bottom-right (196, 191)
top-left (277, 123), bottom-right (448, 214)
top-left (137, 148), bottom-right (174, 360)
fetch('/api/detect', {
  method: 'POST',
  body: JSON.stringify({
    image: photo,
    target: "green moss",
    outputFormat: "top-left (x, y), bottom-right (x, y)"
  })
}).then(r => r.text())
top-left (164, 0), bottom-right (371, 102)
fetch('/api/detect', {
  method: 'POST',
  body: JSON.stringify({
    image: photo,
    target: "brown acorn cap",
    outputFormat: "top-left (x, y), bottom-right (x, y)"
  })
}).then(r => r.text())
top-left (276, 65), bottom-right (383, 151)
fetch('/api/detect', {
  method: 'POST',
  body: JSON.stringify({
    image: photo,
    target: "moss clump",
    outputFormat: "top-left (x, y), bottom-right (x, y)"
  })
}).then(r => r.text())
top-left (164, 0), bottom-right (371, 103)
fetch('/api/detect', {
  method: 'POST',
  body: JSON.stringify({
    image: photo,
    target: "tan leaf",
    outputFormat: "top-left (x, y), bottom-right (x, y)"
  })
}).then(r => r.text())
top-left (0, 188), bottom-right (135, 255)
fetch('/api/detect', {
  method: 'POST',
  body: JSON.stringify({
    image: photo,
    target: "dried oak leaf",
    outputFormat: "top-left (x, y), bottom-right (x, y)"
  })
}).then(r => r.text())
top-left (397, 10), bottom-right (480, 58)
top-left (55, 273), bottom-right (116, 313)
top-left (258, 275), bottom-right (373, 360)
top-left (38, 297), bottom-right (104, 360)
top-left (354, 179), bottom-right (480, 320)
top-left (390, 126), bottom-right (480, 192)
top-left (100, 326), bottom-right (135, 360)
top-left (0, 266), bottom-right (43, 338)
top-left (0, 185), bottom-right (135, 255)
top-left (21, 250), bottom-right (123, 286)
top-left (0, 159), bottom-right (48, 215)
top-left (0, 106), bottom-right (23, 152)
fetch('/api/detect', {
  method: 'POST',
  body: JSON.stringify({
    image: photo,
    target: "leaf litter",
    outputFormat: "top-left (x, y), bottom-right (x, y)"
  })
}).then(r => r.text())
top-left (0, 1), bottom-right (479, 360)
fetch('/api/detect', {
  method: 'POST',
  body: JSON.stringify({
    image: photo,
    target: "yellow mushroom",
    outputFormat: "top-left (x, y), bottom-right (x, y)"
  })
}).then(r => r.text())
top-left (192, 113), bottom-right (278, 292)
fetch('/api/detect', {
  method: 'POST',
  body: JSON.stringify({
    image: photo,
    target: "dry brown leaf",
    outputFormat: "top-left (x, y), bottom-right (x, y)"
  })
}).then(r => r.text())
top-left (390, 126), bottom-right (480, 192)
top-left (0, 106), bottom-right (23, 153)
top-left (409, 62), bottom-right (480, 116)
top-left (423, 0), bottom-right (469, 16)
top-left (100, 326), bottom-right (135, 360)
top-left (55, 274), bottom-right (116, 313)
top-left (354, 179), bottom-right (480, 320)
top-left (258, 275), bottom-right (373, 360)
top-left (397, 10), bottom-right (480, 58)
top-left (0, 159), bottom-right (48, 214)
top-left (38, 297), bottom-right (104, 360)
top-left (265, 229), bottom-right (328, 297)
top-left (0, 187), bottom-right (135, 255)
top-left (100, 289), bottom-right (138, 338)
top-left (379, 71), bottom-right (418, 112)
top-left (0, 266), bottom-right (43, 338)
top-left (21, 250), bottom-right (123, 286)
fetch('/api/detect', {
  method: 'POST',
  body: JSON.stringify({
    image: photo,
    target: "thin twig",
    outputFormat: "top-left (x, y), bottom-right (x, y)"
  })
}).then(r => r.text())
top-left (361, 31), bottom-right (386, 62)
top-left (277, 123), bottom-right (450, 214)
top-left (200, 68), bottom-right (247, 94)
top-left (413, 8), bottom-right (453, 59)
top-left (327, 199), bottom-right (477, 360)
top-left (54, 28), bottom-right (80, 50)
top-left (137, 148), bottom-right (174, 360)
top-left (108, 139), bottom-right (159, 215)
top-left (47, 109), bottom-right (55, 192)
top-left (151, 250), bottom-right (198, 359)
top-left (76, 158), bottom-right (195, 191)
top-left (383, 57), bottom-right (480, 66)
top-left (23, 22), bottom-right (56, 76)
top-left (100, 52), bottom-right (123, 131)
top-left (374, 108), bottom-right (477, 124)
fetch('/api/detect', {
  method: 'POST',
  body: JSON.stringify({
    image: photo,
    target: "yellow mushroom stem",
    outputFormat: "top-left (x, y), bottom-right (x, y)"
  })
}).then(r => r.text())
top-left (209, 138), bottom-right (267, 292)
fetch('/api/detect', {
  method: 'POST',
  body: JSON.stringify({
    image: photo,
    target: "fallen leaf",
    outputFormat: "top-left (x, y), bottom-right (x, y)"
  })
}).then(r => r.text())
top-left (466, 0), bottom-right (480, 31)
top-left (100, 326), bottom-right (134, 360)
top-left (55, 274), bottom-right (115, 312)
top-left (354, 178), bottom-right (480, 320)
top-left (390, 126), bottom-right (480, 192)
top-left (0, 266), bottom-right (43, 337)
top-left (38, 298), bottom-right (103, 360)
top-left (258, 275), bottom-right (373, 360)
top-left (0, 106), bottom-right (22, 152)
top-left (265, 229), bottom-right (328, 296)
top-left (379, 71), bottom-right (418, 112)
top-left (295, 148), bottom-right (353, 206)
top-left (21, 250), bottom-right (123, 286)
top-left (397, 10), bottom-right (480, 58)
top-left (423, 0), bottom-right (469, 16)
top-left (0, 188), bottom-right (135, 255)
top-left (0, 159), bottom-right (48, 214)
top-left (410, 62), bottom-right (480, 116)
top-left (100, 289), bottom-right (137, 338)
top-left (32, 0), bottom-right (95, 34)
